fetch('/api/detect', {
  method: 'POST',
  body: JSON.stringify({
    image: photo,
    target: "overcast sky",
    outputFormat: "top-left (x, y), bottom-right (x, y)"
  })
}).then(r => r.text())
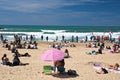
top-left (0, 0), bottom-right (120, 26)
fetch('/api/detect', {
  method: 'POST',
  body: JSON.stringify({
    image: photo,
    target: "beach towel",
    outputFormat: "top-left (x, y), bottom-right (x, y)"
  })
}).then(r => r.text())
top-left (86, 50), bottom-right (96, 55)
top-left (86, 52), bottom-right (92, 55)
top-left (93, 63), bottom-right (102, 70)
top-left (93, 64), bottom-right (108, 74)
top-left (93, 64), bottom-right (120, 74)
top-left (67, 69), bottom-right (77, 75)
top-left (106, 68), bottom-right (120, 73)
top-left (43, 65), bottom-right (52, 74)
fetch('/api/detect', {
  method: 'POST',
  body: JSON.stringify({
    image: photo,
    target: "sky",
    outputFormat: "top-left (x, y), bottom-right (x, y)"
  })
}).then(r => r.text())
top-left (0, 0), bottom-right (120, 26)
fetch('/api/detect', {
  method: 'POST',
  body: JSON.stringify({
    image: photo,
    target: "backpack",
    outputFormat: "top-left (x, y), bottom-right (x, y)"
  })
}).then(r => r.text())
top-left (67, 69), bottom-right (77, 75)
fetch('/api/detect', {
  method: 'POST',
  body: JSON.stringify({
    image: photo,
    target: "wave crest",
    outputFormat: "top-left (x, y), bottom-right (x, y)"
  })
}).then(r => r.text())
top-left (41, 30), bottom-right (66, 33)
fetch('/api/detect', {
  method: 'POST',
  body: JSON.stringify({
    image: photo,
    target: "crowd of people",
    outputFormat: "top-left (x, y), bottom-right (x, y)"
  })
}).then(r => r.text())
top-left (0, 34), bottom-right (120, 76)
top-left (0, 34), bottom-right (37, 66)
top-left (1, 53), bottom-right (20, 66)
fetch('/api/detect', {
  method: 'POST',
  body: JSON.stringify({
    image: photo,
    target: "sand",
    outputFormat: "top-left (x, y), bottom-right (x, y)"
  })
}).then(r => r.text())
top-left (0, 41), bottom-right (120, 80)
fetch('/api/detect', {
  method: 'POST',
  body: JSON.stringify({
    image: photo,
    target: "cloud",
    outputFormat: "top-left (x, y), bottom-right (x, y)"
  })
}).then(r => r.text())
top-left (79, 0), bottom-right (103, 2)
top-left (0, 0), bottom-right (104, 13)
top-left (2, 0), bottom-right (116, 26)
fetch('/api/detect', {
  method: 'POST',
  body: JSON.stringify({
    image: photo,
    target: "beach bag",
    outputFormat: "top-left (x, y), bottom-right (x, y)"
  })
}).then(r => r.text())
top-left (86, 52), bottom-right (92, 55)
top-left (67, 69), bottom-right (77, 75)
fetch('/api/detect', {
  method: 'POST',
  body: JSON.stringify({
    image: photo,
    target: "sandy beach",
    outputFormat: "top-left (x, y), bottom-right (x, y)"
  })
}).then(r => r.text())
top-left (0, 41), bottom-right (120, 80)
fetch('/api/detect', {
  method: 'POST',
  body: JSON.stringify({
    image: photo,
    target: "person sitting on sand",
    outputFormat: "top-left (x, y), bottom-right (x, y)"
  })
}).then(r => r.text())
top-left (64, 49), bottom-right (70, 58)
top-left (14, 50), bottom-right (21, 57)
top-left (98, 48), bottom-right (102, 54)
top-left (57, 59), bottom-right (65, 73)
top-left (108, 63), bottom-right (119, 70)
top-left (54, 59), bottom-right (65, 73)
top-left (27, 44), bottom-right (31, 49)
top-left (1, 54), bottom-right (12, 66)
top-left (8, 45), bottom-right (11, 50)
top-left (12, 55), bottom-right (20, 66)
top-left (53, 61), bottom-right (58, 72)
top-left (106, 46), bottom-right (111, 50)
top-left (86, 43), bottom-right (92, 48)
top-left (70, 44), bottom-right (76, 47)
top-left (5, 43), bottom-right (9, 48)
top-left (110, 43), bottom-right (119, 53)
top-left (100, 42), bottom-right (105, 49)
top-left (11, 45), bottom-right (16, 53)
top-left (96, 46), bottom-right (103, 54)
top-left (93, 42), bottom-right (97, 48)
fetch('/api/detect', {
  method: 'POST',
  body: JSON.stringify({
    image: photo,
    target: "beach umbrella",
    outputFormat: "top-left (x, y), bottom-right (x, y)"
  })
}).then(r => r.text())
top-left (41, 48), bottom-right (66, 62)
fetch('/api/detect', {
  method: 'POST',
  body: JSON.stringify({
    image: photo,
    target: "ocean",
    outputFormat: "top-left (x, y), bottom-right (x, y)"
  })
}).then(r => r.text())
top-left (0, 25), bottom-right (120, 42)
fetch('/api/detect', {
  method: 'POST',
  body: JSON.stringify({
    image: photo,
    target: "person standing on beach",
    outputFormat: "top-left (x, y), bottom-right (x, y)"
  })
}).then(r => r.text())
top-left (85, 36), bottom-right (88, 42)
top-left (71, 35), bottom-right (74, 42)
top-left (26, 35), bottom-right (28, 40)
top-left (90, 36), bottom-right (93, 41)
top-left (56, 36), bottom-right (58, 41)
top-left (46, 36), bottom-right (48, 41)
top-left (76, 36), bottom-right (78, 42)
top-left (30, 35), bottom-right (33, 41)
top-left (118, 36), bottom-right (120, 42)
top-left (109, 30), bottom-right (113, 41)
top-left (0, 34), bottom-right (3, 41)
top-left (41, 35), bottom-right (43, 41)
top-left (62, 35), bottom-right (65, 41)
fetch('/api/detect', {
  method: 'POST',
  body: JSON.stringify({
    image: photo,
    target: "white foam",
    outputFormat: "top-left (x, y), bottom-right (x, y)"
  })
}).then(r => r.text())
top-left (0, 32), bottom-right (120, 41)
top-left (0, 28), bottom-right (8, 30)
top-left (41, 30), bottom-right (66, 33)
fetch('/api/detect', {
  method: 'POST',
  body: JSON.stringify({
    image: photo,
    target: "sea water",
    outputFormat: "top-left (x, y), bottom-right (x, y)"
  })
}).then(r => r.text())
top-left (0, 25), bottom-right (120, 42)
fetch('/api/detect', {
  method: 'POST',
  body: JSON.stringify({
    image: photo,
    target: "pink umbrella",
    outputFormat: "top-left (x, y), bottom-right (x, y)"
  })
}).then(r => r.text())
top-left (41, 48), bottom-right (66, 62)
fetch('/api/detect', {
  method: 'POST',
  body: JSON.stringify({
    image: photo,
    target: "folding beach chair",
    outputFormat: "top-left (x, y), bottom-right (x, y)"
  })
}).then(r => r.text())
top-left (43, 65), bottom-right (52, 74)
